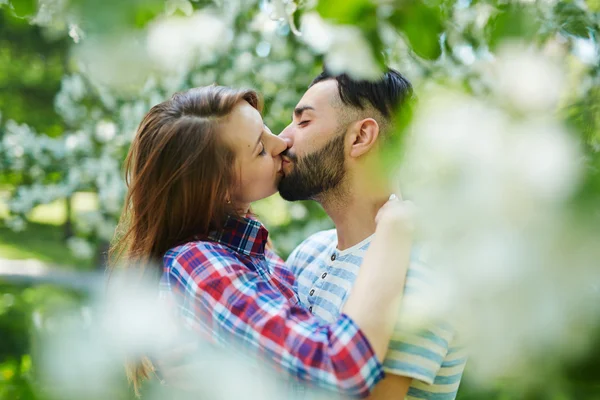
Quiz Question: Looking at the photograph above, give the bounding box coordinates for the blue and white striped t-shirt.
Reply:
[287,229,466,400]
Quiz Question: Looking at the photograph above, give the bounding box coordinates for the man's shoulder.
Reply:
[286,229,337,274]
[292,228,337,257]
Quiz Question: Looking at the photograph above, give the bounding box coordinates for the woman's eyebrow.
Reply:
[253,130,263,152]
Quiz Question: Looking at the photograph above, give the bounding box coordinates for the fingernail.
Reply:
[389,194,398,201]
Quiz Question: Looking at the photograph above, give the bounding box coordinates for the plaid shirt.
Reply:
[159,215,384,397]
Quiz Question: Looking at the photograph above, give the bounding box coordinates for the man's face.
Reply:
[278,80,348,201]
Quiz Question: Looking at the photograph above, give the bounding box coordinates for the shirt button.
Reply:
[321,272,327,279]
[309,289,315,296]
[331,254,336,261]
[309,306,313,312]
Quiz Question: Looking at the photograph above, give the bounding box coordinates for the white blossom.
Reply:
[67,237,95,259]
[301,12,381,80]
[165,0,194,16]
[486,43,565,112]
[5,216,26,232]
[94,121,117,143]
[146,10,232,73]
[572,37,599,66]
[399,87,592,383]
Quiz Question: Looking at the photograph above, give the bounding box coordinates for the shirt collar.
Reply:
[208,215,269,257]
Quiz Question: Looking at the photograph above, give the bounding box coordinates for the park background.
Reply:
[1,0,599,398]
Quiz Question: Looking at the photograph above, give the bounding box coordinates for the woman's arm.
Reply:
[166,245,383,398]
[342,199,415,362]
[165,200,413,397]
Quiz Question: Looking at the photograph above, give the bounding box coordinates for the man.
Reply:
[278,69,466,399]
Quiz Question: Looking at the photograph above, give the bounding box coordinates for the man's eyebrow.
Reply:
[293,105,315,119]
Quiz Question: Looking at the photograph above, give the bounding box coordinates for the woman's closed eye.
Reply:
[298,120,310,127]
[258,141,266,156]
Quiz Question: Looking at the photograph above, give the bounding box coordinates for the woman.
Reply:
[110,86,414,397]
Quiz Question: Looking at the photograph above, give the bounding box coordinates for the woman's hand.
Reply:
[375,194,416,238]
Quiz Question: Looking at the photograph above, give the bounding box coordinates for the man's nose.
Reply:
[272,134,288,155]
[278,125,294,148]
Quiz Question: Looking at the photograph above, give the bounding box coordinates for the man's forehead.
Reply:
[297,79,339,111]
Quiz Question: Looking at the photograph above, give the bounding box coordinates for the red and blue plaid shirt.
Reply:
[159,215,384,397]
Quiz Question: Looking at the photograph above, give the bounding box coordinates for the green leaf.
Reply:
[314,0,384,71]
[389,1,444,60]
[70,0,164,34]
[554,1,594,38]
[316,0,376,25]
[7,0,36,18]
[485,4,541,50]
[587,0,600,12]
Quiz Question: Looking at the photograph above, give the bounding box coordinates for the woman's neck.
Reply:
[233,202,251,217]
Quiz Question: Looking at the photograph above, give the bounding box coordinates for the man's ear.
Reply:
[349,118,380,158]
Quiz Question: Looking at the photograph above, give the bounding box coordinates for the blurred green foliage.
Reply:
[0,10,67,137]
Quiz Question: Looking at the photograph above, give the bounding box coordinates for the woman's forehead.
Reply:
[221,100,263,149]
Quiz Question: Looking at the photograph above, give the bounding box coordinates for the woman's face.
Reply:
[221,100,287,210]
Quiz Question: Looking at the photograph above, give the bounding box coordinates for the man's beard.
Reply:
[278,130,346,201]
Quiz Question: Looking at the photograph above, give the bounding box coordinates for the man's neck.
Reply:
[320,187,394,251]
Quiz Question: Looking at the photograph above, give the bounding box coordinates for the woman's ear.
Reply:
[349,118,380,158]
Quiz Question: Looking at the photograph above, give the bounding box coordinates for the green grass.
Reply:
[0,221,94,269]
[0,192,98,269]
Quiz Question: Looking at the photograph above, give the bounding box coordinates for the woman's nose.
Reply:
[271,134,288,156]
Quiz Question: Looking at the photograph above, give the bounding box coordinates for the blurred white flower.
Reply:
[261,0,300,35]
[191,69,219,87]
[256,41,272,57]
[288,203,307,220]
[301,12,381,80]
[38,274,294,400]
[95,120,117,143]
[259,61,295,83]
[29,165,44,180]
[510,120,581,201]
[67,237,95,259]
[30,0,71,34]
[300,12,333,53]
[5,216,26,232]
[165,0,194,16]
[572,37,599,65]
[65,129,93,152]
[251,9,279,35]
[32,311,44,330]
[74,35,152,94]
[146,11,232,73]
[453,44,476,65]
[487,43,565,112]
[235,52,254,72]
[60,74,86,101]
[67,23,82,43]
[235,32,257,51]
[399,86,594,385]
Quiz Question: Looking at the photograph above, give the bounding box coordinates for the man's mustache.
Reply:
[281,149,298,162]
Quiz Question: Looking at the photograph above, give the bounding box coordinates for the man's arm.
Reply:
[368,376,412,400]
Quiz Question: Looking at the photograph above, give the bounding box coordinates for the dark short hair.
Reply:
[310,68,413,119]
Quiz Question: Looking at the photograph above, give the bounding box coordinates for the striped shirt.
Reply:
[287,229,467,399]
[159,216,384,397]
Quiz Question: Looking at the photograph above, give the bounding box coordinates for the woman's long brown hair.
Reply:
[109,85,262,395]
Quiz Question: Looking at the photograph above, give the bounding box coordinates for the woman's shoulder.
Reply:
[163,239,243,273]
